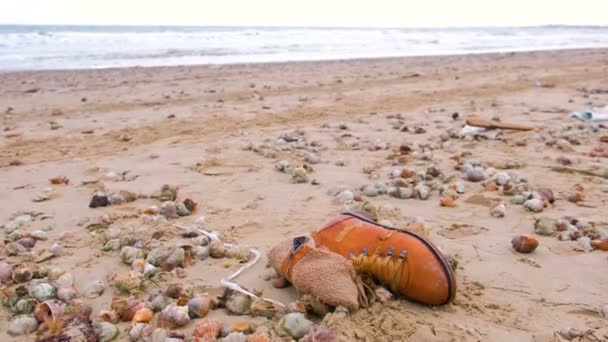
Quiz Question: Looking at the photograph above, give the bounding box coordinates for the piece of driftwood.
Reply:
[466,117,535,131]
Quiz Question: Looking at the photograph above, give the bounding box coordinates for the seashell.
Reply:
[143,206,159,215]
[90,190,110,208]
[57,286,79,303]
[146,246,172,267]
[414,183,430,200]
[251,299,279,319]
[230,320,253,334]
[165,283,187,299]
[209,241,226,259]
[195,245,210,261]
[301,326,336,342]
[154,184,178,202]
[576,236,593,252]
[121,246,144,265]
[494,172,511,186]
[591,238,608,251]
[109,193,126,206]
[50,176,70,185]
[400,169,415,178]
[484,181,498,192]
[534,217,557,236]
[129,323,153,341]
[119,190,138,202]
[223,288,252,315]
[6,242,28,256]
[566,191,584,203]
[111,296,144,322]
[523,198,544,213]
[188,294,213,318]
[148,291,170,312]
[28,282,56,302]
[193,235,210,246]
[94,322,119,342]
[12,298,38,314]
[160,201,179,219]
[132,307,154,324]
[511,235,539,253]
[12,267,33,283]
[99,310,120,324]
[54,272,74,288]
[17,237,37,249]
[158,304,190,329]
[439,196,456,207]
[83,280,105,299]
[281,312,313,339]
[291,167,308,184]
[490,202,506,218]
[176,202,191,217]
[286,301,306,314]
[0,261,13,284]
[510,195,526,205]
[537,188,555,204]
[131,259,146,274]
[362,185,378,197]
[143,263,158,278]
[222,332,247,342]
[465,167,486,182]
[183,198,198,212]
[248,332,271,342]
[192,319,223,342]
[34,300,65,322]
[337,190,354,204]
[7,315,38,336]
[164,247,186,270]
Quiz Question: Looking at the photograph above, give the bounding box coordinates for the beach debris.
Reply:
[192,319,223,342]
[251,299,279,319]
[466,117,535,131]
[281,312,313,339]
[511,235,539,253]
[570,110,608,122]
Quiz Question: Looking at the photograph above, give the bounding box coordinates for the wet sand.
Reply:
[1,49,608,341]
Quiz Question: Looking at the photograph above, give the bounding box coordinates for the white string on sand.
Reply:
[174,224,285,308]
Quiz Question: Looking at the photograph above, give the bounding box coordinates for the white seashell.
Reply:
[490,202,506,218]
[523,198,544,213]
[281,312,313,339]
[494,172,511,186]
[7,315,38,336]
[337,190,354,204]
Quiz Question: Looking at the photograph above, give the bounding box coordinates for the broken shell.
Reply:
[129,323,153,341]
[188,294,213,318]
[158,304,190,329]
[143,263,158,278]
[12,267,33,283]
[490,202,506,218]
[94,322,119,342]
[439,196,456,207]
[591,238,608,251]
[89,191,110,208]
[192,319,223,342]
[34,300,65,322]
[511,235,539,253]
[223,289,252,315]
[160,201,179,219]
[281,312,313,339]
[28,282,56,302]
[120,246,143,265]
[250,300,279,319]
[0,261,13,284]
[209,241,226,258]
[57,286,79,303]
[523,198,544,213]
[132,307,154,324]
[7,315,38,336]
[148,291,170,312]
[301,326,336,342]
[99,310,120,324]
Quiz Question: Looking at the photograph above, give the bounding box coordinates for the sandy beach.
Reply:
[1,49,608,341]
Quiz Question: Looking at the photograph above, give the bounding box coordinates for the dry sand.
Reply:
[1,49,608,341]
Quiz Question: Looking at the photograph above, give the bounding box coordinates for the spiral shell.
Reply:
[132,307,154,324]
[187,294,213,318]
[111,296,144,322]
[28,282,56,302]
[250,300,279,319]
[148,291,170,312]
[511,235,539,253]
[34,300,65,322]
[192,319,223,342]
[129,323,153,341]
[158,304,190,329]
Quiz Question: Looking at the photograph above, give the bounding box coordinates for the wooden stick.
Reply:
[466,117,535,131]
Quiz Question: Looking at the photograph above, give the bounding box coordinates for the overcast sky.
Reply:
[1,0,607,27]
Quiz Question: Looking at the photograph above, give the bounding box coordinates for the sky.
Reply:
[1,0,607,27]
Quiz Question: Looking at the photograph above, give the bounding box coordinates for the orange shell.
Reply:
[439,196,456,207]
[230,320,253,333]
[400,169,415,178]
[511,235,539,253]
[34,300,65,322]
[591,239,608,251]
[192,319,223,342]
[247,333,271,342]
[131,307,154,324]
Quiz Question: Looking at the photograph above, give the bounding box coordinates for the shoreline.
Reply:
[2,46,608,75]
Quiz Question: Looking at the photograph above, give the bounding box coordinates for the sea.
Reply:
[1,25,608,71]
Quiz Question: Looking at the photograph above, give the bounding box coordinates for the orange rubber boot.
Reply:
[313,212,456,305]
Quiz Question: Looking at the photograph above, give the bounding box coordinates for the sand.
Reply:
[1,49,607,341]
